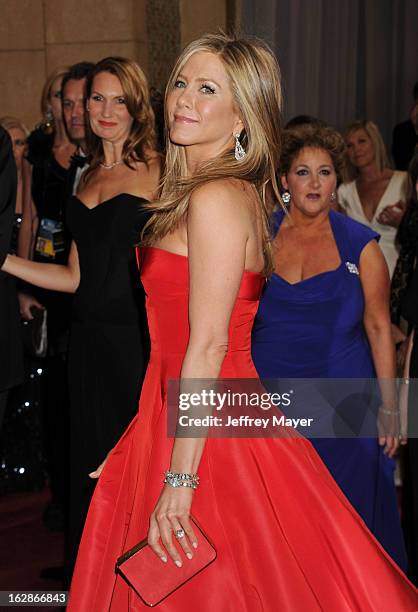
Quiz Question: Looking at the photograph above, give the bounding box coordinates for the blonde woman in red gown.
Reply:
[68,34,418,610]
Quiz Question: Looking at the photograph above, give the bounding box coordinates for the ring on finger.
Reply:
[175,528,185,539]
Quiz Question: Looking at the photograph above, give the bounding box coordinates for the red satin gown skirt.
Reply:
[69,247,418,611]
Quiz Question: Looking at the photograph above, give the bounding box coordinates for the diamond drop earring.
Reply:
[234,133,246,161]
[331,191,336,202]
[281,191,291,204]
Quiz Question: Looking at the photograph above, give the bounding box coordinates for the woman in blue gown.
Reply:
[252,123,407,570]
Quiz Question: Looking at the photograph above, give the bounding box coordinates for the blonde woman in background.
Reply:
[38,65,78,165]
[18,66,76,270]
[338,120,408,277]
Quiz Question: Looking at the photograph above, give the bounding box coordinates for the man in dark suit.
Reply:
[392,82,418,170]
[0,127,23,428]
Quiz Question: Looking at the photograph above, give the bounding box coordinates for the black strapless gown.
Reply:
[65,193,150,577]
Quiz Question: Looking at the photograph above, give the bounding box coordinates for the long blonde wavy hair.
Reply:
[143,33,283,276]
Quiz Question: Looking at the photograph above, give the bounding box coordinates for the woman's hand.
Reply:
[18,291,44,320]
[148,486,197,567]
[377,407,400,458]
[89,449,112,479]
[377,433,400,458]
[376,201,406,228]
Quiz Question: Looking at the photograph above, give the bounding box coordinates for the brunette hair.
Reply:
[279,123,346,181]
[143,32,283,276]
[61,61,94,97]
[285,115,326,129]
[342,119,390,182]
[84,56,156,174]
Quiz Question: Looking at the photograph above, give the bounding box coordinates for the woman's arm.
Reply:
[172,185,248,472]
[3,240,80,293]
[148,180,250,566]
[360,240,399,455]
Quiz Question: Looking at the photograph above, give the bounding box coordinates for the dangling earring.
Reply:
[331,191,336,202]
[281,190,291,204]
[234,133,246,161]
[44,108,54,128]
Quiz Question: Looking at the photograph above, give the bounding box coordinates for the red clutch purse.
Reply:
[116,518,217,607]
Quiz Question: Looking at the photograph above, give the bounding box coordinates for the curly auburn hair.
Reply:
[280,123,346,180]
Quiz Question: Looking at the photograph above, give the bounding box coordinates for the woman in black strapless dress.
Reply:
[2,57,161,579]
[65,192,152,574]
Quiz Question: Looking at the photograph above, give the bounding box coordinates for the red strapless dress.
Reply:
[69,247,418,611]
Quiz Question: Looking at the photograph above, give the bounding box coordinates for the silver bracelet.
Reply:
[379,407,400,416]
[164,470,200,490]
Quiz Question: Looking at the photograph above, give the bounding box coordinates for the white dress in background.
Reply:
[338,171,408,277]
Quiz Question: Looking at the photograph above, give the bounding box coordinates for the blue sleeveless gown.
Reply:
[252,209,407,570]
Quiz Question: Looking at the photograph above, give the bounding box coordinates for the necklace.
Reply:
[100,159,123,170]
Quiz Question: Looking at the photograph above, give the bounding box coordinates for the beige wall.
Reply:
[180,0,226,48]
[0,0,230,130]
[146,0,228,93]
[0,0,147,129]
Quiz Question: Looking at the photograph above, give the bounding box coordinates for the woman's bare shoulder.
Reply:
[188,179,257,240]
[190,178,256,209]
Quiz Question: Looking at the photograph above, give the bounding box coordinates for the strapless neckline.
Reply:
[144,245,265,278]
[73,193,149,211]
